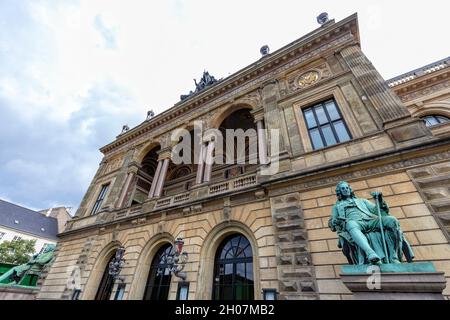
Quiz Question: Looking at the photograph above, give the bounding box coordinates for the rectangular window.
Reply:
[303,99,351,150]
[13,235,22,241]
[0,232,5,240]
[91,183,110,215]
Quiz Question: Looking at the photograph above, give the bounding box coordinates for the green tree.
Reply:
[0,239,36,265]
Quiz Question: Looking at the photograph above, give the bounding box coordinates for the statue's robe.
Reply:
[0,248,55,285]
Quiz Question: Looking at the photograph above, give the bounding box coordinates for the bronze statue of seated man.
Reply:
[328,181,414,265]
[0,244,56,285]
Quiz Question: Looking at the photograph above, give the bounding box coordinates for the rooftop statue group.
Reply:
[0,244,56,286]
[180,70,218,101]
[328,181,414,265]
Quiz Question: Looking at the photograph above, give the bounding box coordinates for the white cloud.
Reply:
[0,0,448,211]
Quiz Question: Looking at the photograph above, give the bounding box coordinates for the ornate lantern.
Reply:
[108,246,126,282]
[167,238,189,280]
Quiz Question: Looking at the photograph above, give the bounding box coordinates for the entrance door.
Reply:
[213,234,254,300]
[143,243,174,300]
[95,255,115,300]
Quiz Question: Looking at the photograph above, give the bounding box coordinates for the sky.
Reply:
[0,0,448,214]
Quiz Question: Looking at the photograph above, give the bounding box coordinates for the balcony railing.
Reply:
[209,173,257,196]
[155,191,191,209]
[153,173,258,210]
[67,173,259,231]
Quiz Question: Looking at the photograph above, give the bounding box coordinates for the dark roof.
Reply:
[0,199,58,240]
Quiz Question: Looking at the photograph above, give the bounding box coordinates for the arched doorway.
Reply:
[213,234,254,300]
[143,243,174,300]
[94,255,115,300]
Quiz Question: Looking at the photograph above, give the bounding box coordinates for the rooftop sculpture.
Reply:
[180,70,218,101]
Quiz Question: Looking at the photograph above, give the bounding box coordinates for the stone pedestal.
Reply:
[340,262,446,300]
[0,285,38,300]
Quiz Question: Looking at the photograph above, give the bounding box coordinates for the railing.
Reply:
[155,192,191,209]
[68,173,259,230]
[153,173,258,210]
[209,173,257,196]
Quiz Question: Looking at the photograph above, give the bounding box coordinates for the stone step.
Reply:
[277,234,291,243]
[273,211,301,223]
[279,280,298,292]
[292,230,307,241]
[275,221,305,231]
[280,268,314,278]
[295,253,312,266]
[416,174,450,190]
[279,293,319,300]
[279,255,294,265]
[273,206,300,215]
[299,281,316,292]
[278,242,308,254]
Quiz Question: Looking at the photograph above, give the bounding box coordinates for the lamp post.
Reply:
[167,238,189,281]
[109,246,126,282]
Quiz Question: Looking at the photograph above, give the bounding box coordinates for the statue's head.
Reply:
[43,244,56,254]
[335,181,355,200]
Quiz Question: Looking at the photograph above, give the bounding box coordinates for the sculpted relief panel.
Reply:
[286,63,332,94]
[102,157,124,175]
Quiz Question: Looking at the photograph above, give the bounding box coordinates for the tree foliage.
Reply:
[0,239,36,265]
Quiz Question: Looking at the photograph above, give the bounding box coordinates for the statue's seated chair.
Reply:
[338,229,415,265]
[17,267,40,286]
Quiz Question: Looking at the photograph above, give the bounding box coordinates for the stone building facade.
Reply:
[36,14,450,300]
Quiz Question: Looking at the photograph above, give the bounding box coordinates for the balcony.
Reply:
[154,172,258,209]
[66,172,259,232]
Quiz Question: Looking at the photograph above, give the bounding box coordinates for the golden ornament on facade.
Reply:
[297,70,320,88]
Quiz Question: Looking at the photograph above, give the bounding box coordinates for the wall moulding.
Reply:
[100,30,358,156]
[266,145,450,198]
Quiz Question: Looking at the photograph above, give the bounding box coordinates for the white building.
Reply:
[0,199,60,254]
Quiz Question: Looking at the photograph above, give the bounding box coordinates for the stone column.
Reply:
[260,83,291,174]
[154,158,170,198]
[102,149,135,211]
[256,119,269,165]
[203,139,215,183]
[340,45,411,124]
[148,160,163,199]
[195,143,206,185]
[339,44,432,145]
[116,170,135,208]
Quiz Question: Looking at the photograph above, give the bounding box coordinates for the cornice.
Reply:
[99,13,360,155]
[391,68,450,98]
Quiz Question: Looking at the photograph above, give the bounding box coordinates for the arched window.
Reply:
[94,255,115,300]
[143,243,174,300]
[213,234,254,300]
[422,115,450,127]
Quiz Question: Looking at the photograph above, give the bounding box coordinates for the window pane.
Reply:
[310,129,324,149]
[222,286,233,300]
[325,101,340,121]
[304,109,317,128]
[436,116,449,124]
[246,262,253,281]
[314,106,328,124]
[334,121,351,142]
[424,116,438,126]
[225,264,233,276]
[322,125,337,146]
[213,234,254,300]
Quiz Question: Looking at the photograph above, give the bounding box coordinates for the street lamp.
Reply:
[109,246,126,282]
[167,238,189,281]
